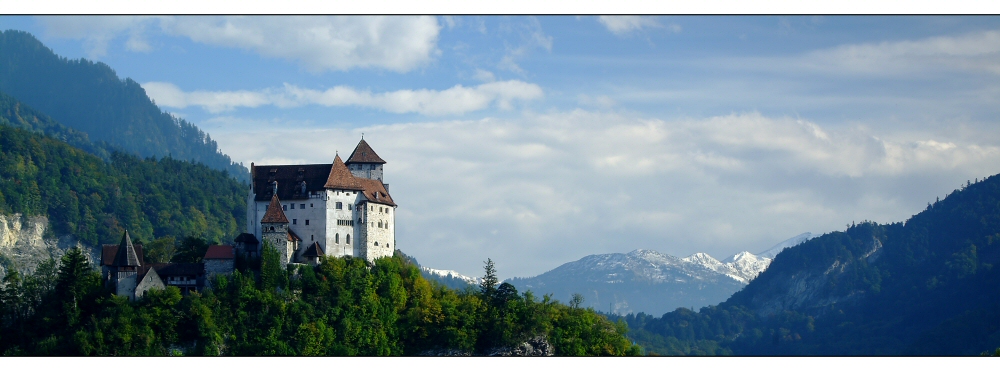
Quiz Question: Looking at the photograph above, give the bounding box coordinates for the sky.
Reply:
[2,15,1000,279]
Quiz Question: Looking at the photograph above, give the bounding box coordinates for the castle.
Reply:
[239,138,397,265]
[101,138,395,300]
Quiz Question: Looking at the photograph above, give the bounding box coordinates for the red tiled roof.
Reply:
[204,245,234,260]
[358,177,396,206]
[345,139,386,164]
[323,155,364,190]
[261,194,289,224]
[287,228,302,242]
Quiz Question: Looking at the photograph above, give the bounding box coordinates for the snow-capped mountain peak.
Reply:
[421,267,481,286]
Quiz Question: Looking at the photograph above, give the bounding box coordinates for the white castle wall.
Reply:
[324,189,362,257]
[360,202,394,261]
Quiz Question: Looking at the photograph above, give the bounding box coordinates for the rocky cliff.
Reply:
[0,213,98,280]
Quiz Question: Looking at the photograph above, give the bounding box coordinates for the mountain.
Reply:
[0,122,247,260]
[505,247,788,315]
[619,175,1000,355]
[0,30,247,181]
[756,232,816,259]
[421,267,481,290]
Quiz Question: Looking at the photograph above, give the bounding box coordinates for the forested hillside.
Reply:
[0,123,246,247]
[0,30,247,181]
[0,246,640,356]
[617,175,1000,355]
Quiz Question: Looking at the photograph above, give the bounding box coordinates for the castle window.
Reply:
[346,234,350,244]
[378,221,382,228]
[335,233,339,244]
[374,241,379,246]
[283,205,287,211]
[305,220,310,225]
[300,204,305,209]
[291,204,295,209]
[336,202,343,209]
[293,219,297,225]
[311,235,314,241]
[347,204,352,210]
[310,203,313,207]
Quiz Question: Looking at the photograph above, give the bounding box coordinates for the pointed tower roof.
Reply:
[324,155,364,190]
[345,139,386,164]
[112,230,141,267]
[261,194,289,223]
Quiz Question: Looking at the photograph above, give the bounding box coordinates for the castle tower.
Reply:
[261,193,293,265]
[345,138,387,183]
[109,230,141,300]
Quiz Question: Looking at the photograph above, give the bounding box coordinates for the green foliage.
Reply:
[0,30,247,181]
[0,252,639,356]
[144,236,177,264]
[0,123,246,246]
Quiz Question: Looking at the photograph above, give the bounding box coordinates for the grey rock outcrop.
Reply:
[417,336,555,356]
[0,213,98,280]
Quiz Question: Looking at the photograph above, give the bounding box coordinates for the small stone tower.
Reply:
[109,230,141,300]
[345,138,387,183]
[260,193,292,265]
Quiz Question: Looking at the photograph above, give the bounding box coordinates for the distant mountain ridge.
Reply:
[0,30,247,181]
[504,234,815,315]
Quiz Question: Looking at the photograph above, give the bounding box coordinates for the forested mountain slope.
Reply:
[0,123,246,248]
[0,30,247,181]
[619,175,1000,355]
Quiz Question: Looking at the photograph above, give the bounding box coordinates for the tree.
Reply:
[54,247,99,327]
[479,258,497,301]
[570,293,584,309]
[144,236,177,263]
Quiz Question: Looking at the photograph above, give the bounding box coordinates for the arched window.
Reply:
[375,242,379,246]
[335,233,339,244]
[346,234,351,244]
[378,221,382,228]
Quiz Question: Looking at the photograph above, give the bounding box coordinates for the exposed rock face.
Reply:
[0,213,98,280]
[485,336,553,356]
[417,336,555,356]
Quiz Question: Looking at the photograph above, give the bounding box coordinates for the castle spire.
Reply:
[261,194,289,223]
[112,229,140,267]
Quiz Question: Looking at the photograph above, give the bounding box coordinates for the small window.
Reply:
[283,205,287,211]
[293,219,297,225]
[370,206,373,211]
[310,203,313,207]
[378,221,382,228]
[305,220,310,225]
[346,234,351,244]
[300,204,305,209]
[335,233,339,244]
[311,234,314,241]
[374,241,379,246]
[291,204,295,209]
[336,202,343,209]
[347,204,352,210]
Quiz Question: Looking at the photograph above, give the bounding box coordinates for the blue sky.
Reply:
[2,15,1000,279]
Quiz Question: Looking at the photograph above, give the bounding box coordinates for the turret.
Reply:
[345,138,386,183]
[260,194,292,265]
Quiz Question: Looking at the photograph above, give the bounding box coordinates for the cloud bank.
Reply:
[39,16,441,72]
[143,80,543,115]
[204,110,1000,279]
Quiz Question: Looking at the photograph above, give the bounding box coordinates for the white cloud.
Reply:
[142,80,543,115]
[38,16,158,58]
[204,110,1000,278]
[736,29,1000,76]
[597,16,663,36]
[37,16,441,72]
